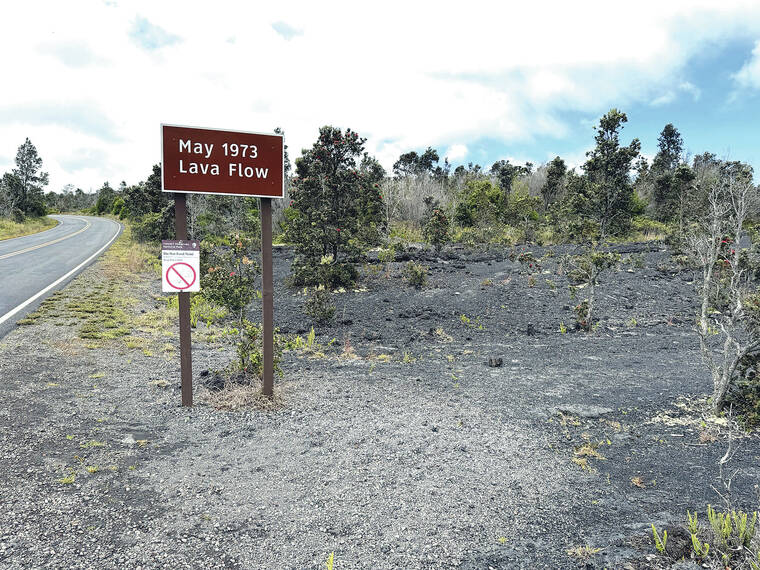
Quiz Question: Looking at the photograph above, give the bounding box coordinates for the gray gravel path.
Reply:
[1,241,758,569]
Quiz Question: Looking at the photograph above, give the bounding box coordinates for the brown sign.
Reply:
[161,124,284,198]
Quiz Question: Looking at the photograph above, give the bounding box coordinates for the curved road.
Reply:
[0,215,122,339]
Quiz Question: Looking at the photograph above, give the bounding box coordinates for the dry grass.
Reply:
[0,215,58,240]
[100,224,159,281]
[574,442,606,460]
[630,476,646,488]
[566,545,602,559]
[201,378,286,411]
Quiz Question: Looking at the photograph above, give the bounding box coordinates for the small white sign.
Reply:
[162,240,200,293]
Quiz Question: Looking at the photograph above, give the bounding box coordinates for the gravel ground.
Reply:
[1,240,759,569]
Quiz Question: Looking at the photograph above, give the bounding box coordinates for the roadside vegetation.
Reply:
[3,109,760,424]
[0,215,57,240]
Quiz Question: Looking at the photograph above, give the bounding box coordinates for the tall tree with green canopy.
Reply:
[95,182,115,214]
[393,147,440,177]
[651,123,686,220]
[124,164,169,219]
[490,159,526,195]
[9,138,48,216]
[581,109,641,238]
[286,126,384,287]
[652,123,684,174]
[541,156,567,210]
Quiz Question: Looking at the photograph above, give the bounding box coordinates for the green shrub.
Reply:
[303,285,336,323]
[403,261,427,289]
[290,257,359,290]
[111,197,125,217]
[235,320,283,377]
[201,234,260,324]
[10,207,25,223]
[422,197,450,251]
[454,179,505,227]
[132,210,173,243]
[630,215,669,239]
[566,249,620,331]
[727,352,760,428]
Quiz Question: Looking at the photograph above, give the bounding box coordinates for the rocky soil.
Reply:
[1,240,758,569]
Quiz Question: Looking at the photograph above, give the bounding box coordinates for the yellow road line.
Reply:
[0,218,92,261]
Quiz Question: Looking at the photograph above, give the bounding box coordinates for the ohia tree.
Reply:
[286,126,384,288]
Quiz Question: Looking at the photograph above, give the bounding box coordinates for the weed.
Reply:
[566,545,601,560]
[571,457,593,472]
[574,442,606,460]
[460,314,484,330]
[58,473,76,484]
[341,337,357,359]
[559,322,567,334]
[79,440,106,449]
[433,327,453,342]
[651,524,668,554]
[86,466,99,474]
[325,552,334,570]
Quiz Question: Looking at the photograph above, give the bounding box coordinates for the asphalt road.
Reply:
[0,215,122,339]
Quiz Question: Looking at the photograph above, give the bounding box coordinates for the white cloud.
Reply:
[651,92,677,106]
[1,0,760,190]
[650,81,702,106]
[733,39,760,89]
[680,81,702,101]
[445,144,468,161]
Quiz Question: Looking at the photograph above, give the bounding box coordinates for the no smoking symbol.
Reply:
[166,262,197,290]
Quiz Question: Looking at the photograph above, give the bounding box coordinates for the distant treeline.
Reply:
[1,110,756,247]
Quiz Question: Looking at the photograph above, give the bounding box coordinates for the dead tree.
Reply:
[690,165,759,414]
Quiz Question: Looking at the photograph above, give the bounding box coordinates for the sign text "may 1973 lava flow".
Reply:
[161,124,284,198]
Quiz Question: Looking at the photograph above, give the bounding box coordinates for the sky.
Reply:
[2,0,760,192]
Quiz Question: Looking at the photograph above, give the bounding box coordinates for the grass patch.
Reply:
[58,473,76,484]
[16,223,164,349]
[0,215,58,240]
[202,378,285,411]
[388,221,424,243]
[566,545,602,559]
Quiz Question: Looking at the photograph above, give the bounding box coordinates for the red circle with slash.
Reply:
[165,262,197,290]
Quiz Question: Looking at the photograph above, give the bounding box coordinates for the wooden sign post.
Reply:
[161,124,284,405]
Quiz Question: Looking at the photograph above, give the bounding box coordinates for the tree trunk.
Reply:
[586,275,596,332]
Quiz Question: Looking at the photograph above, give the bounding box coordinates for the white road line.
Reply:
[0,219,122,327]
[0,217,91,260]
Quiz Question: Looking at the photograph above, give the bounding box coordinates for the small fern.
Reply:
[651,524,668,554]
